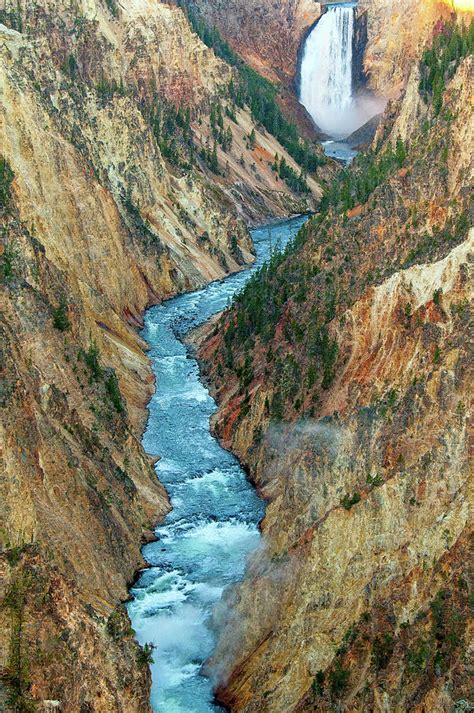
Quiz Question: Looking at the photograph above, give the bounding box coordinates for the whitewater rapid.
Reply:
[128,216,308,713]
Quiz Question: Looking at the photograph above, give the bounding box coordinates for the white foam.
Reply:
[186,468,229,489]
[181,519,259,555]
[193,581,225,604]
[129,571,195,617]
[155,458,184,475]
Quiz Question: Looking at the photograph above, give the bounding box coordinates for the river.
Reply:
[128,215,308,713]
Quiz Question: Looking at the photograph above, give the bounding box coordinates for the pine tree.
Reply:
[395,137,406,167]
[210,140,219,173]
[248,128,256,150]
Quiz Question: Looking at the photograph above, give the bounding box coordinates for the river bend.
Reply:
[128,216,307,712]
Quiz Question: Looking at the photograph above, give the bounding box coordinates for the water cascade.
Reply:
[299,2,383,144]
[300,4,355,136]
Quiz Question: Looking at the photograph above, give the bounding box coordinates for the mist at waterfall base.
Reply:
[127,216,308,713]
[299,3,385,140]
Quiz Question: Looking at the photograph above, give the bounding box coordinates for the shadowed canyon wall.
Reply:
[180,0,322,83]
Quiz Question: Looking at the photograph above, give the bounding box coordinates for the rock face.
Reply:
[185,0,322,83]
[357,0,456,95]
[183,0,324,138]
[0,0,328,709]
[198,22,473,713]
[352,9,369,92]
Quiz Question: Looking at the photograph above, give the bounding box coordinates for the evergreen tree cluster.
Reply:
[178,0,325,177]
[0,1,23,32]
[146,99,195,168]
[199,140,219,174]
[217,213,340,420]
[122,192,164,250]
[320,138,407,213]
[272,154,309,194]
[52,296,71,332]
[144,95,232,174]
[210,104,233,151]
[104,0,119,19]
[228,66,324,173]
[79,342,126,414]
[178,1,238,66]
[419,20,474,115]
[95,75,127,100]
[0,158,14,214]
[213,203,353,414]
[0,158,17,282]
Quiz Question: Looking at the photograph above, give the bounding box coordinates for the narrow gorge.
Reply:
[0,0,472,712]
[128,217,306,712]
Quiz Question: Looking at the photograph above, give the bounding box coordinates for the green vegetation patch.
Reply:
[178,1,325,179]
[419,20,474,115]
[0,157,14,213]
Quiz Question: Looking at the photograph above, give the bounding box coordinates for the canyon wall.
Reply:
[199,20,473,712]
[0,0,328,708]
[187,0,465,110]
[1,0,471,709]
[181,0,323,138]
[183,0,321,83]
[357,0,457,95]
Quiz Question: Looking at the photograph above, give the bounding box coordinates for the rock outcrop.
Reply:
[357,0,461,95]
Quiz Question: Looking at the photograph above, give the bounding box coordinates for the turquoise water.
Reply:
[128,216,308,712]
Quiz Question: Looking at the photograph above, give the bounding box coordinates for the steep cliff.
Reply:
[357,0,470,95]
[182,0,321,83]
[199,19,473,712]
[180,0,323,139]
[0,0,329,708]
[186,0,468,122]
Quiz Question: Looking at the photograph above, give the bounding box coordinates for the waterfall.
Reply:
[299,3,375,138]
